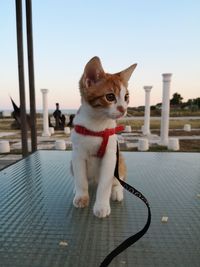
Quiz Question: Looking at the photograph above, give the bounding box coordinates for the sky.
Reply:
[0,0,200,111]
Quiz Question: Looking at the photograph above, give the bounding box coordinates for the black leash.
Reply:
[99,144,151,267]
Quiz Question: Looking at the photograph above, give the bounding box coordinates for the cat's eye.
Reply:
[105,93,116,102]
[125,94,129,102]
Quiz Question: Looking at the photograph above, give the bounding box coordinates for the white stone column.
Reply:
[160,74,172,145]
[143,86,152,135]
[41,89,50,137]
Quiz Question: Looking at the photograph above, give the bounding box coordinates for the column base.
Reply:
[142,130,151,136]
[159,139,168,146]
[42,132,51,137]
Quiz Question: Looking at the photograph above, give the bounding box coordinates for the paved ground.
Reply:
[119,116,200,121]
[0,154,22,170]
[0,113,198,176]
[0,125,200,170]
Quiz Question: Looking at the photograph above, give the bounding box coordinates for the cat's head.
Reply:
[79,57,137,119]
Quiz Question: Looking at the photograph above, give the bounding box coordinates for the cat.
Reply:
[71,57,137,218]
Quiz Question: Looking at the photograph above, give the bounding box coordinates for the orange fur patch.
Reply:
[73,195,89,208]
[113,152,126,186]
[79,73,129,108]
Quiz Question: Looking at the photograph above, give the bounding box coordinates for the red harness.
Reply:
[74,124,124,158]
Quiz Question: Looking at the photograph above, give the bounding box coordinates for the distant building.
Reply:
[155,103,162,110]
[170,105,181,110]
[0,111,11,118]
[137,105,145,111]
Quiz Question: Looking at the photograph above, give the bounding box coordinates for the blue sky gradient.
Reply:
[0,0,199,110]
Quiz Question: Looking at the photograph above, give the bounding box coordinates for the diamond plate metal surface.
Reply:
[0,151,199,267]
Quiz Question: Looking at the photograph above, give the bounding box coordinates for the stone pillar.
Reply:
[41,89,50,137]
[138,138,149,151]
[143,86,152,135]
[0,141,10,153]
[160,74,172,145]
[168,138,179,151]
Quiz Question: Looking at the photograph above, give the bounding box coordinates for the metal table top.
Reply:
[0,151,199,267]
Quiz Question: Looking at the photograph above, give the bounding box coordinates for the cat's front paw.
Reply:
[111,186,124,202]
[73,195,89,208]
[93,202,111,218]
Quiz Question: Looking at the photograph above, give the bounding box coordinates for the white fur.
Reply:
[71,86,126,218]
[111,185,124,201]
[108,86,128,119]
[118,86,128,108]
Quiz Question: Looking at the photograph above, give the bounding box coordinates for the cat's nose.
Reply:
[117,106,125,114]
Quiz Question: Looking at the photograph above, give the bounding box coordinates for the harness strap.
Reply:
[74,125,124,157]
[99,143,151,267]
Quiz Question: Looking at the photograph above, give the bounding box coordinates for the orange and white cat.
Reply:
[71,57,137,218]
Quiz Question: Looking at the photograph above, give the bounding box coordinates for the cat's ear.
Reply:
[83,57,105,88]
[117,63,137,83]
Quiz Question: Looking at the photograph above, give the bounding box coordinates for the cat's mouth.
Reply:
[109,113,125,120]
[116,114,123,119]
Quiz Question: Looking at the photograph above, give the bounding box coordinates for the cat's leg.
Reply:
[111,179,124,201]
[111,153,126,202]
[93,151,116,218]
[72,152,89,208]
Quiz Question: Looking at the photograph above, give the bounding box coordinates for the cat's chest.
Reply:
[71,130,116,156]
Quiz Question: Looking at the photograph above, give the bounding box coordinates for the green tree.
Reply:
[170,93,183,105]
[193,97,200,108]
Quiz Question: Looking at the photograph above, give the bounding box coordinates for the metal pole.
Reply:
[25,0,37,152]
[15,0,28,157]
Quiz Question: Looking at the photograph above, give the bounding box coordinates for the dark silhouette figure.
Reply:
[53,103,66,130]
[67,114,75,127]
[10,97,30,129]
